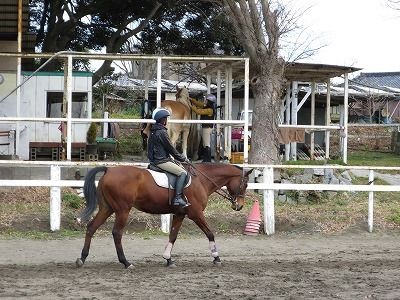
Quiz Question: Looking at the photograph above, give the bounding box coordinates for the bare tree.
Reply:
[214,0,309,164]
[387,0,400,9]
[121,0,315,164]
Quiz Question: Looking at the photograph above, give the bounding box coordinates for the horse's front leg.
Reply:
[191,213,221,265]
[162,214,185,267]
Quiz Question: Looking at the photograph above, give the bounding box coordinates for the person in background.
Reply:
[147,108,190,207]
[190,94,217,162]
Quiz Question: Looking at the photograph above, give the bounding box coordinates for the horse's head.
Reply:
[175,86,191,108]
[226,168,253,211]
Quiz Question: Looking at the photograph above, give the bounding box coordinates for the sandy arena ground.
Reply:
[0,233,400,299]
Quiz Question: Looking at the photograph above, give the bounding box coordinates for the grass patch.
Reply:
[117,131,143,155]
[62,193,82,209]
[110,106,141,119]
[387,209,400,225]
[0,229,83,240]
[285,150,400,169]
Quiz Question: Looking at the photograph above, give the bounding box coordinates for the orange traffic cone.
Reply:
[244,200,262,236]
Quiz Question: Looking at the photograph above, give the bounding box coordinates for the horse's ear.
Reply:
[245,169,254,176]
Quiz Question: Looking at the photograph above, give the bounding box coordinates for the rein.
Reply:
[185,162,245,205]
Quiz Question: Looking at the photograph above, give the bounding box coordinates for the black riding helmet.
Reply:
[152,108,170,123]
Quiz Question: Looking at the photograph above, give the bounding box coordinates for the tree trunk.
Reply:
[249,62,285,164]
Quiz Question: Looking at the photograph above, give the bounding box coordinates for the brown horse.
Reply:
[75,163,253,268]
[142,86,191,157]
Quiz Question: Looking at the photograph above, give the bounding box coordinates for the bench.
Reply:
[0,130,16,155]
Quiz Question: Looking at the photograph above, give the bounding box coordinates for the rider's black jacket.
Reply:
[147,123,186,165]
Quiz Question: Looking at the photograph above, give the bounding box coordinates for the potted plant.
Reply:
[86,123,98,155]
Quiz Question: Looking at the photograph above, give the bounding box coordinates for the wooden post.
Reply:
[216,69,221,161]
[227,65,232,160]
[157,57,170,231]
[161,214,170,233]
[103,112,109,138]
[310,82,315,160]
[224,65,229,160]
[66,55,73,161]
[290,81,298,161]
[243,58,250,163]
[343,73,349,164]
[285,83,291,161]
[156,57,162,107]
[325,80,331,159]
[368,170,374,233]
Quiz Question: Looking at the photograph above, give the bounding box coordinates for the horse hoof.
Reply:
[166,258,176,268]
[167,262,176,269]
[75,258,84,268]
[126,264,134,271]
[213,257,222,266]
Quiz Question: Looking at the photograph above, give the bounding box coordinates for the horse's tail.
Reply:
[78,166,108,223]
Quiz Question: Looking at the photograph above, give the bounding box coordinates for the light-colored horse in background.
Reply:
[143,86,192,157]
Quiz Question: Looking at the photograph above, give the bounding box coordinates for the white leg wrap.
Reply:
[162,242,173,260]
[209,241,219,258]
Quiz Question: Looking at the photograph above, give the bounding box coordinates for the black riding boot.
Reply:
[202,146,211,162]
[173,173,190,207]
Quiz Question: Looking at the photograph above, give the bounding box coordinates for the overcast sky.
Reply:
[290,0,400,75]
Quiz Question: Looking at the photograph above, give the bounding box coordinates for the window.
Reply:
[46,92,88,118]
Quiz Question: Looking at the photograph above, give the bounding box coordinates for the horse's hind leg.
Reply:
[162,214,185,267]
[169,128,180,152]
[76,203,113,267]
[181,127,190,158]
[191,213,221,265]
[112,211,132,269]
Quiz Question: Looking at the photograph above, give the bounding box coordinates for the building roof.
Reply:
[351,72,400,90]
[200,62,361,82]
[0,0,29,37]
[0,0,35,51]
[285,63,361,81]
[115,75,213,94]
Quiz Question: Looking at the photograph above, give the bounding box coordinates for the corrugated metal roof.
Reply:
[0,0,29,36]
[352,72,400,89]
[200,62,361,81]
[115,76,212,93]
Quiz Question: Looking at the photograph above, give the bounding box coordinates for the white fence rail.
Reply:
[0,161,399,234]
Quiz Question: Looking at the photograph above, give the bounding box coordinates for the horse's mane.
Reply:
[176,87,191,108]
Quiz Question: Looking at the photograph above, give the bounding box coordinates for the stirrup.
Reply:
[173,196,190,207]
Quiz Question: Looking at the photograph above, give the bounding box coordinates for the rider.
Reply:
[190,94,217,162]
[147,107,190,207]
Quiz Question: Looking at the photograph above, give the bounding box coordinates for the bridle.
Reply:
[186,163,247,206]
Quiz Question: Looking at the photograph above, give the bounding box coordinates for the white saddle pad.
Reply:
[146,169,191,189]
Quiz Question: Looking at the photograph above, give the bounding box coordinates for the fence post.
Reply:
[161,214,170,233]
[263,166,275,235]
[368,169,374,233]
[50,165,61,231]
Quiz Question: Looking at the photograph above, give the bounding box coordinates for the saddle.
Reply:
[146,164,191,189]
